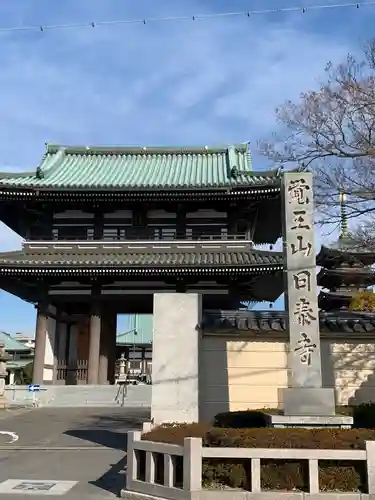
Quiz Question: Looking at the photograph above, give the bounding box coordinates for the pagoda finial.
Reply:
[339,190,349,239]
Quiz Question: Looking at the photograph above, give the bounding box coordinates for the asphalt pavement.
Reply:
[0,407,150,499]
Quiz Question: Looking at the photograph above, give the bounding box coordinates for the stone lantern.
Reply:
[0,343,10,408]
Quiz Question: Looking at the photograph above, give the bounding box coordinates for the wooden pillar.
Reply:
[176,204,186,239]
[87,300,101,385]
[107,312,117,384]
[227,205,237,237]
[93,208,103,240]
[32,300,49,384]
[98,312,109,385]
[141,347,147,374]
[53,309,62,383]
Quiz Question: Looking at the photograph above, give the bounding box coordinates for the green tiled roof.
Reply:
[117,314,153,345]
[0,247,283,268]
[0,143,280,190]
[0,331,31,352]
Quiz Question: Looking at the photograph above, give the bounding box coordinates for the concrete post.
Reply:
[366,441,375,494]
[152,293,201,424]
[32,301,49,384]
[126,430,141,491]
[87,301,101,385]
[183,437,202,492]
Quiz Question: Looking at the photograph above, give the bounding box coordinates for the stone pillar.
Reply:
[152,293,201,424]
[282,172,335,416]
[32,301,49,384]
[87,301,101,385]
[98,313,109,385]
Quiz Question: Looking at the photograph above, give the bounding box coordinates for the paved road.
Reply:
[0,407,150,499]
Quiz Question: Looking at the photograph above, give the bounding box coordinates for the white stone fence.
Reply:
[122,431,375,500]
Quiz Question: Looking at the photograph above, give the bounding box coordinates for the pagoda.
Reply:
[317,193,375,312]
[0,144,284,402]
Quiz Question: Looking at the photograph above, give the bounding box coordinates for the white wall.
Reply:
[200,334,375,423]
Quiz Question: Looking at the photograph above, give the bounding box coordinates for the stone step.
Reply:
[5,384,151,408]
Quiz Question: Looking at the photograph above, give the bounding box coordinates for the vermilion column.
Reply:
[87,300,101,385]
[32,301,49,384]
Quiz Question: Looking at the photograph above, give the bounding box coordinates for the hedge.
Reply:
[142,425,375,492]
[212,403,375,429]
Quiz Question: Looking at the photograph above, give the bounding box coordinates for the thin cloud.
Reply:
[0,0,370,330]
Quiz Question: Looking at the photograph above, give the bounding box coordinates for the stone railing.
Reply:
[122,431,375,499]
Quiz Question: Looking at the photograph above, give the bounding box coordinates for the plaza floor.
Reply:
[0,406,150,499]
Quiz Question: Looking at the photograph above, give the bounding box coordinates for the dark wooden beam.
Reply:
[93,206,104,240]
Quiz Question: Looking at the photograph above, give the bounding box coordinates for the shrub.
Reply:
[143,423,210,446]
[142,424,375,492]
[351,403,375,429]
[213,404,375,430]
[214,410,269,428]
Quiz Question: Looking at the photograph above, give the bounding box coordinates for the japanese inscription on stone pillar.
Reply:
[282,173,322,388]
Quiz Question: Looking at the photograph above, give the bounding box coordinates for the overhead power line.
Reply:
[0,1,373,34]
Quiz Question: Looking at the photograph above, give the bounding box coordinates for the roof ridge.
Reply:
[45,143,249,155]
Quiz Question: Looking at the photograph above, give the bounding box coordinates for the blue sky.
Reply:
[0,0,371,334]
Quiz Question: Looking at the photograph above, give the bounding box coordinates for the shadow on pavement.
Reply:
[90,455,128,496]
[64,411,147,495]
[64,411,147,449]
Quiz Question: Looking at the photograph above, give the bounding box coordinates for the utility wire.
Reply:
[0,1,373,33]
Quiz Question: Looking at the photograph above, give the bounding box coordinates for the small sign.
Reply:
[0,479,78,495]
[13,482,55,491]
[28,384,40,392]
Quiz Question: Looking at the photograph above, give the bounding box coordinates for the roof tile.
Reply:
[117,314,153,345]
[202,311,375,334]
[0,144,280,190]
[0,248,283,268]
[0,331,31,352]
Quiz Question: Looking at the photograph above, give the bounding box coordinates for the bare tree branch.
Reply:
[260,39,375,247]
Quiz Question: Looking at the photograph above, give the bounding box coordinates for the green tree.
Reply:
[350,291,375,312]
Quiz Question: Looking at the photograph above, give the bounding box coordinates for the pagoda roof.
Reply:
[0,143,281,191]
[317,267,375,288]
[318,291,353,311]
[117,314,153,345]
[0,241,283,276]
[0,331,31,352]
[316,244,375,268]
[202,310,375,335]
